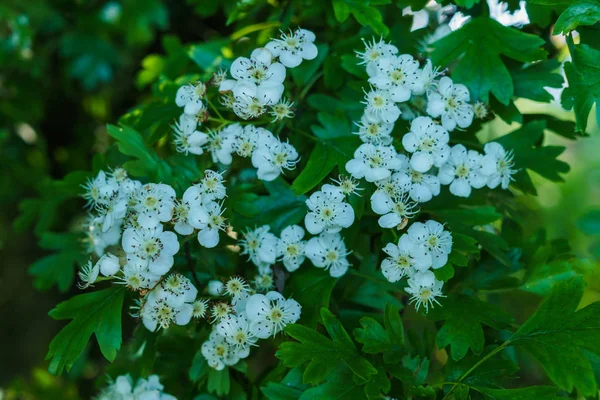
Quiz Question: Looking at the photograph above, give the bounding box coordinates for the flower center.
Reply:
[393,202,406,215]
[269,307,284,323]
[210,214,224,228]
[233,331,247,344]
[428,236,438,248]
[215,344,226,356]
[145,196,158,208]
[326,250,338,262]
[320,207,334,221]
[421,138,434,151]
[286,244,299,256]
[372,95,385,108]
[205,178,218,190]
[367,124,380,136]
[397,255,410,268]
[368,154,383,167]
[391,69,405,83]
[419,288,432,300]
[456,164,470,178]
[274,152,288,166]
[410,170,423,183]
[285,37,299,48]
[143,239,161,257]
[446,97,458,110]
[251,67,267,82]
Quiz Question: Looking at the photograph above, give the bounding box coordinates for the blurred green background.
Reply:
[1,0,599,398]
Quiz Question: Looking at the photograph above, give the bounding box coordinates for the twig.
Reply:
[185,241,201,288]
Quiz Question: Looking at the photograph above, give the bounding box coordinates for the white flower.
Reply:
[233,125,275,158]
[245,291,301,338]
[408,220,452,269]
[266,28,318,68]
[277,225,306,272]
[268,98,295,122]
[305,184,355,234]
[232,94,270,119]
[77,259,99,289]
[473,101,489,119]
[201,330,240,370]
[426,76,474,131]
[83,215,122,256]
[331,175,363,197]
[208,124,239,165]
[368,54,420,102]
[208,279,224,296]
[371,191,419,229]
[216,313,258,357]
[353,113,394,145]
[345,143,403,182]
[438,144,487,197]
[192,299,209,319]
[172,114,209,155]
[188,200,227,248]
[393,162,441,203]
[381,234,432,282]
[251,136,299,181]
[81,170,119,209]
[176,81,206,115]
[220,48,286,105]
[305,232,351,278]
[198,169,227,201]
[224,277,250,304]
[97,374,176,400]
[131,183,176,229]
[405,270,444,312]
[240,225,279,271]
[356,37,399,77]
[363,88,401,124]
[253,272,274,292]
[119,256,161,290]
[210,302,234,323]
[122,225,180,275]
[402,116,450,172]
[412,60,441,96]
[141,276,196,331]
[98,253,120,276]
[172,197,194,236]
[96,196,128,233]
[481,142,515,189]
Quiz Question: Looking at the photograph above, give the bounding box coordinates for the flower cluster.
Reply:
[200,277,301,370]
[381,221,452,311]
[346,38,518,309]
[95,374,176,400]
[218,28,317,120]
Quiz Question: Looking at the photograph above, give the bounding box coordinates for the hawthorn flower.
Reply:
[438,145,487,197]
[246,291,301,338]
[426,76,474,131]
[268,98,295,122]
[356,37,399,77]
[345,143,403,182]
[253,273,274,292]
[96,196,128,233]
[224,277,250,304]
[197,170,227,201]
[83,214,123,256]
[412,60,441,96]
[188,201,227,248]
[208,125,239,165]
[141,280,196,331]
[192,299,209,319]
[405,270,444,312]
[98,252,120,276]
[119,256,161,290]
[381,234,432,282]
[368,54,421,102]
[305,232,351,278]
[371,191,419,229]
[233,125,275,158]
[266,28,318,68]
[210,302,233,323]
[220,48,286,105]
[331,175,363,197]
[240,225,278,271]
[408,220,452,269]
[171,198,194,236]
[251,137,299,181]
[481,142,516,189]
[131,183,176,229]
[402,116,450,172]
[77,259,99,289]
[394,162,441,203]
[176,81,206,115]
[363,88,401,124]
[122,225,180,275]
[277,225,306,272]
[353,113,394,145]
[201,330,240,370]
[473,101,489,119]
[172,114,209,155]
[154,273,198,308]
[232,94,270,119]
[81,170,118,209]
[208,279,225,296]
[97,374,175,400]
[305,184,355,235]
[216,314,258,357]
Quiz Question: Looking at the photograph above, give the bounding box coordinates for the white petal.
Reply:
[198,228,220,248]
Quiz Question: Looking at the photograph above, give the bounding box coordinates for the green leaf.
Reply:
[474,386,558,399]
[291,143,337,195]
[562,43,600,133]
[432,17,547,104]
[520,260,578,295]
[277,308,377,385]
[291,44,329,87]
[106,124,172,181]
[553,0,600,34]
[261,382,304,400]
[332,0,390,36]
[284,268,337,328]
[207,368,230,396]
[46,287,125,375]
[353,304,405,363]
[188,39,231,71]
[298,365,368,400]
[509,277,600,395]
[511,59,564,103]
[428,295,514,360]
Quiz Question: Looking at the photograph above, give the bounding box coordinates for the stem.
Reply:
[442,343,509,400]
[185,241,202,288]
[207,99,225,120]
[288,127,317,141]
